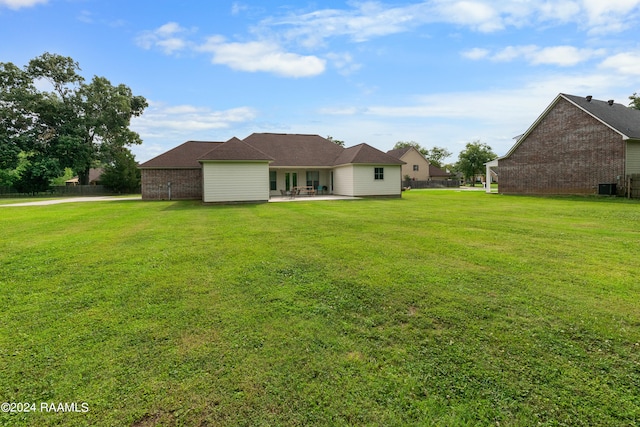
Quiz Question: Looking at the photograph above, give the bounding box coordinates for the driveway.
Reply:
[1,196,141,207]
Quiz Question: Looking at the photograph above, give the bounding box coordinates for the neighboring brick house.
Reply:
[139,141,222,200]
[496,93,640,195]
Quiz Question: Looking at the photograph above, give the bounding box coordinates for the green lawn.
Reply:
[1,191,639,426]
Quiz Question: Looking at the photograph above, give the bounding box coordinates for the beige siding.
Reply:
[333,165,402,196]
[400,149,430,180]
[626,141,640,175]
[202,162,270,203]
[353,165,401,196]
[353,165,402,196]
[332,165,355,196]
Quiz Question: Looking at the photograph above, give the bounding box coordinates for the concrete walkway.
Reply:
[1,196,141,207]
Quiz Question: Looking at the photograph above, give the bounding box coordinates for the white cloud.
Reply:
[197,36,326,78]
[531,46,606,66]
[231,2,248,16]
[259,0,640,49]
[136,22,326,77]
[132,102,257,139]
[0,0,46,9]
[582,0,640,32]
[77,10,93,24]
[469,44,606,67]
[432,1,503,32]
[461,47,489,60]
[537,1,581,23]
[263,2,431,48]
[600,52,640,76]
[135,22,193,54]
[492,45,538,62]
[326,52,361,75]
[130,102,259,162]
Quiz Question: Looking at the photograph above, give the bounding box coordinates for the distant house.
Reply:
[65,168,104,186]
[495,93,640,195]
[386,146,452,183]
[139,133,405,202]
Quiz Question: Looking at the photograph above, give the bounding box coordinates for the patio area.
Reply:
[269,194,361,202]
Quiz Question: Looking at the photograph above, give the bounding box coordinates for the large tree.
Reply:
[0,53,147,190]
[100,147,141,193]
[425,146,452,168]
[456,140,497,186]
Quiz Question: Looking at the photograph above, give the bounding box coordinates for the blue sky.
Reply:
[2,0,640,163]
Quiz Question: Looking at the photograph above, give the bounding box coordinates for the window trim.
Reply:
[374,167,384,180]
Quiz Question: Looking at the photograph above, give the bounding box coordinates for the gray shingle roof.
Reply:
[242,133,345,167]
[199,137,273,161]
[335,143,405,166]
[429,164,450,177]
[386,147,412,158]
[139,141,224,168]
[562,94,640,139]
[140,133,402,169]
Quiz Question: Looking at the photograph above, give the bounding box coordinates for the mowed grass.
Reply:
[1,191,639,426]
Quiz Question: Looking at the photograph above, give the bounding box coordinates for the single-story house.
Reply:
[386,146,451,182]
[494,93,640,195]
[139,133,405,202]
[65,168,104,186]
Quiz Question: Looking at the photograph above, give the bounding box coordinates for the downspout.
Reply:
[168,182,172,200]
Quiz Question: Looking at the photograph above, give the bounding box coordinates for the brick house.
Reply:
[496,93,640,195]
[139,133,404,202]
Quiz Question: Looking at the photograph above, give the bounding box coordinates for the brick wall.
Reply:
[498,98,625,195]
[140,169,203,200]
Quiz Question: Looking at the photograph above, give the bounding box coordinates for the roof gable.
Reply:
[335,143,405,166]
[139,141,224,168]
[503,93,640,159]
[387,146,429,164]
[199,137,273,162]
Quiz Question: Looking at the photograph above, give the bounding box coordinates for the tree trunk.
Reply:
[78,168,90,185]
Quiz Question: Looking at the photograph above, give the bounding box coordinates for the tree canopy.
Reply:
[630,93,640,110]
[455,140,497,186]
[0,52,147,192]
[326,135,345,147]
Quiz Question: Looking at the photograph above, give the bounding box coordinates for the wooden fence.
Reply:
[0,185,123,197]
[402,180,460,189]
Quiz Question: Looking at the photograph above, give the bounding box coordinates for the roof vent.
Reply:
[586,95,592,102]
[608,99,614,106]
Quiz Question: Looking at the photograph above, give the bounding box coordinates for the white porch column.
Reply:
[485,159,499,193]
